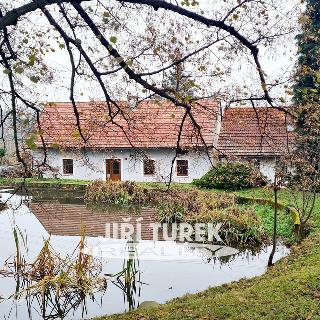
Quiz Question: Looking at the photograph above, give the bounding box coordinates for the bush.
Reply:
[0,148,5,157]
[193,162,268,190]
[85,180,148,205]
[85,180,265,245]
[157,188,235,223]
[86,180,236,209]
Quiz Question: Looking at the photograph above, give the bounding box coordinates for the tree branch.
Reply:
[0,0,88,30]
[116,0,276,108]
[72,2,216,164]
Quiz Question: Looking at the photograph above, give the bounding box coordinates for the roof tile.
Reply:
[37,99,219,149]
[218,107,293,157]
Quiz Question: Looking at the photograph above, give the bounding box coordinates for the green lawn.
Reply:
[1,179,316,241]
[0,177,90,186]
[235,187,320,209]
[0,178,194,188]
[235,187,320,230]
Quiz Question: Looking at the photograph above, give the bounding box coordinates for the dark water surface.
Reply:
[0,189,290,320]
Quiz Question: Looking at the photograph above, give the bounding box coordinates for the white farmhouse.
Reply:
[33,100,293,183]
[33,99,220,183]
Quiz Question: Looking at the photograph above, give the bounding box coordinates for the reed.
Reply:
[108,240,143,311]
[1,232,107,302]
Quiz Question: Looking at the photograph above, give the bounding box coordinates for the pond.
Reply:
[0,189,290,320]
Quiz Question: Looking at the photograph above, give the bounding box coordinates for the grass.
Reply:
[0,178,195,187]
[1,178,310,242]
[234,187,320,209]
[86,181,307,244]
[237,203,295,241]
[201,186,320,242]
[0,177,90,186]
[235,187,320,230]
[86,181,267,246]
[92,231,320,320]
[1,178,315,241]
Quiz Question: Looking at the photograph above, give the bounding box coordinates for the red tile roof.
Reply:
[218,107,293,157]
[37,99,219,149]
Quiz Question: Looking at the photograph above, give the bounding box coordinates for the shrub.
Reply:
[0,148,5,157]
[85,180,266,245]
[86,181,235,209]
[157,188,236,222]
[185,205,265,246]
[193,162,268,190]
[85,180,148,205]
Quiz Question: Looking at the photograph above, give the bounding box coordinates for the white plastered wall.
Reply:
[33,148,214,183]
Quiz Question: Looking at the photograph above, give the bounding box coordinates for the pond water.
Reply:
[0,189,290,320]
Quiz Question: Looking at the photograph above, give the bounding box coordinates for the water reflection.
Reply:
[30,201,154,239]
[0,190,290,320]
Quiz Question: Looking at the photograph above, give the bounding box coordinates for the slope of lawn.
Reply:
[93,231,320,320]
[235,187,320,230]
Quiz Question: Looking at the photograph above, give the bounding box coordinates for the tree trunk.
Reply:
[268,187,278,267]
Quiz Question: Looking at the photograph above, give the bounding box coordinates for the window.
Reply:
[177,160,188,176]
[63,159,73,175]
[144,159,155,175]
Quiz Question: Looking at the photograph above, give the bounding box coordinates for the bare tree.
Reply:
[0,0,300,176]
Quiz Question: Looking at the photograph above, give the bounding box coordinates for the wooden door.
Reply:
[106,159,121,181]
